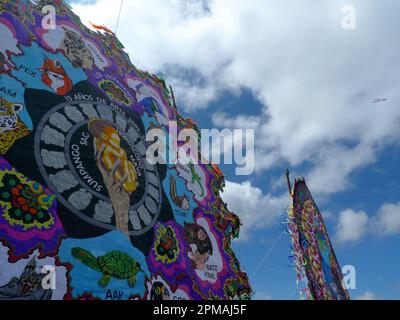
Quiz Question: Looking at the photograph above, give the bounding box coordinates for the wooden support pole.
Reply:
[285,169,292,197]
[169,85,177,109]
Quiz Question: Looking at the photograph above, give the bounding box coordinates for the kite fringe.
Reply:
[284,203,312,300]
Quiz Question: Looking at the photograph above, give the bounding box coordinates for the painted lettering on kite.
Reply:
[70,144,103,193]
[0,87,17,98]
[18,64,37,77]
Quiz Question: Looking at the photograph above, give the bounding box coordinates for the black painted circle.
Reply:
[34,101,163,235]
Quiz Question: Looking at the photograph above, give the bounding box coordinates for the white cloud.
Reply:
[212,112,261,130]
[221,180,287,240]
[372,202,400,236]
[334,209,369,244]
[221,181,400,244]
[304,144,377,196]
[355,291,379,300]
[253,291,272,300]
[321,210,335,220]
[334,202,400,244]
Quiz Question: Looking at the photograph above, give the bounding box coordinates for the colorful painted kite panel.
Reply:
[0,0,251,300]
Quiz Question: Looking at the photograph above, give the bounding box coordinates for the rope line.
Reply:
[115,0,124,35]
[251,231,284,278]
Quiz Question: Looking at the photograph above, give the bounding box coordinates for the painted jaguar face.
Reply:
[0,101,24,132]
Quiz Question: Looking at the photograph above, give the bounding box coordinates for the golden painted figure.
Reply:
[88,119,138,236]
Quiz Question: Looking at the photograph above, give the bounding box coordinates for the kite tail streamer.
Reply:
[90,22,114,34]
[285,203,311,300]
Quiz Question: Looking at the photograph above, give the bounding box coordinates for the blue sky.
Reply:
[70,0,400,299]
[194,90,400,300]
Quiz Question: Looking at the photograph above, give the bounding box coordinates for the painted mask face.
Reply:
[40,57,73,95]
